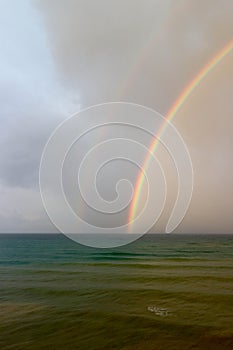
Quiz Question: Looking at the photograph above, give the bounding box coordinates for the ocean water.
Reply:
[0,234,232,350]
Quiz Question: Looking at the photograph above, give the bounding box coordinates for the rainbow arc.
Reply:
[128,40,233,228]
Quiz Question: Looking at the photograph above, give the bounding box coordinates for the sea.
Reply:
[0,234,232,350]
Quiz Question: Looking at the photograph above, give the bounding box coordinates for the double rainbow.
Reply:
[128,39,233,228]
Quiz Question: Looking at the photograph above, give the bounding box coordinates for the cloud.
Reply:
[0,0,79,188]
[37,0,174,106]
[0,0,79,231]
[0,0,232,233]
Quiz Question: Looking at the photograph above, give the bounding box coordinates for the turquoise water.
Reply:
[0,234,232,349]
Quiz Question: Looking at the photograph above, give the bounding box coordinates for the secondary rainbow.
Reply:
[128,39,233,228]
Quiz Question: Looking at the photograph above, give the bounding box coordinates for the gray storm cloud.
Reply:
[0,0,78,231]
[0,0,79,188]
[0,0,232,233]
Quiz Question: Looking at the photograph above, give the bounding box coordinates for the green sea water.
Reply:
[0,234,232,350]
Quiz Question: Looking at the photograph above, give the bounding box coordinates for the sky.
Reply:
[0,0,232,233]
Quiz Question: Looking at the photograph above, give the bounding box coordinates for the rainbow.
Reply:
[128,39,233,228]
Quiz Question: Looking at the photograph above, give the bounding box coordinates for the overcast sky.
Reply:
[0,0,232,233]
